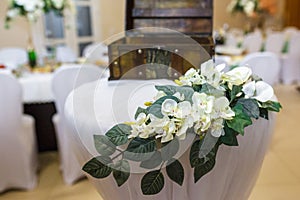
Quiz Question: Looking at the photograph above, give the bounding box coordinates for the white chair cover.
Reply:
[55,46,77,63]
[0,47,28,70]
[83,43,109,66]
[0,72,38,192]
[51,64,105,185]
[64,79,276,200]
[264,32,285,55]
[242,31,263,53]
[239,52,281,86]
[280,32,300,84]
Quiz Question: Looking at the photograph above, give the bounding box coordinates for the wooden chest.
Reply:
[108,0,214,80]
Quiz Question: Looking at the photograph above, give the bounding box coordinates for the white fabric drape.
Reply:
[64,79,276,200]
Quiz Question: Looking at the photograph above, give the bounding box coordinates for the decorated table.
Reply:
[64,60,280,200]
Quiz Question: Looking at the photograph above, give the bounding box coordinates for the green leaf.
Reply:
[166,159,184,186]
[125,138,156,161]
[141,170,165,195]
[148,104,163,118]
[161,137,179,161]
[259,108,269,120]
[261,101,282,112]
[220,124,239,146]
[106,124,131,146]
[189,139,219,168]
[152,95,179,106]
[94,135,116,156]
[237,98,260,119]
[190,140,202,168]
[135,107,148,120]
[200,83,224,97]
[226,104,252,135]
[112,160,130,187]
[82,156,112,178]
[194,156,216,183]
[230,85,243,102]
[140,151,163,169]
[155,85,194,102]
[189,140,219,183]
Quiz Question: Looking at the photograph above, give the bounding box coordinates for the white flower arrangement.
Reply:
[5,0,75,28]
[227,0,260,17]
[83,60,281,195]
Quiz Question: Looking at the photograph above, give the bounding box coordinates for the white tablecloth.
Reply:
[64,79,276,200]
[18,73,54,104]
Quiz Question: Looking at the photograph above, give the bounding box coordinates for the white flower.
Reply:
[212,97,235,120]
[242,81,274,102]
[244,1,255,16]
[6,9,19,18]
[175,101,192,118]
[222,66,252,89]
[161,99,177,116]
[178,68,203,86]
[194,114,211,133]
[51,0,64,9]
[192,92,215,116]
[210,119,225,137]
[200,60,225,88]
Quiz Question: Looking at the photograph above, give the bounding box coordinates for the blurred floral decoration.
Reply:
[83,60,281,195]
[227,0,278,31]
[5,0,75,28]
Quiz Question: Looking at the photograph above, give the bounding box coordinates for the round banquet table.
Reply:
[64,78,276,200]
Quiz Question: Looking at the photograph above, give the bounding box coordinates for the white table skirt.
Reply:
[18,73,54,104]
[64,79,276,200]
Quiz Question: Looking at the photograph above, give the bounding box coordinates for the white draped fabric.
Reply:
[19,73,54,103]
[0,72,38,193]
[52,64,106,185]
[64,79,275,200]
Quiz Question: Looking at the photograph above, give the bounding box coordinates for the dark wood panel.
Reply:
[284,0,300,28]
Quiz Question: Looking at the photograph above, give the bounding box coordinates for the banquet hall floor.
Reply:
[1,84,300,200]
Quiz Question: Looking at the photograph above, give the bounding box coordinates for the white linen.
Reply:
[52,64,106,185]
[0,73,38,193]
[19,73,54,103]
[64,79,276,200]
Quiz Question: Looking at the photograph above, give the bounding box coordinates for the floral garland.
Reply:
[83,60,281,195]
[5,0,75,28]
[227,0,260,17]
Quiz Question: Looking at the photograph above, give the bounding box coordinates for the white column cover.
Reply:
[64,79,276,200]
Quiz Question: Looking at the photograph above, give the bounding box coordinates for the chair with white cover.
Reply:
[239,52,281,86]
[264,32,285,55]
[280,32,300,84]
[0,72,38,192]
[283,26,299,39]
[52,63,105,185]
[64,78,276,200]
[242,31,263,53]
[55,45,77,63]
[0,47,28,70]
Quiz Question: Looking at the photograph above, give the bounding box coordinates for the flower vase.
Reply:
[27,21,38,68]
[27,45,37,68]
